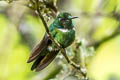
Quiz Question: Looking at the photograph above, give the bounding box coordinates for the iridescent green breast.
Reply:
[54,28,75,48]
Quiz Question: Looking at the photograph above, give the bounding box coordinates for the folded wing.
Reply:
[27,33,51,63]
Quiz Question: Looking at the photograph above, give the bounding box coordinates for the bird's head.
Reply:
[55,12,78,29]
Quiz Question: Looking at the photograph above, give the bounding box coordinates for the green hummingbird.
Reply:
[27,12,78,71]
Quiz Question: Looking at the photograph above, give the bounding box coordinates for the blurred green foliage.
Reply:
[0,14,31,80]
[88,35,120,80]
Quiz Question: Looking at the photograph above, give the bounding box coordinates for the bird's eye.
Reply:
[58,18,62,21]
[59,18,65,22]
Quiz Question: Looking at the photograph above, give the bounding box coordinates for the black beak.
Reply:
[71,16,79,19]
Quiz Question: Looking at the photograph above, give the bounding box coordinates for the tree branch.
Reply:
[35,0,88,79]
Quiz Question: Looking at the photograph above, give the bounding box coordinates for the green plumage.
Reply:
[27,12,78,71]
[52,28,75,48]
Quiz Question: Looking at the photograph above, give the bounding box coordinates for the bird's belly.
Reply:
[55,29,75,48]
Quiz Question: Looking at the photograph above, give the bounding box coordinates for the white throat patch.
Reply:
[58,28,75,32]
[58,29,69,32]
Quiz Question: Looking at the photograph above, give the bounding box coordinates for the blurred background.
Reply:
[0,0,120,80]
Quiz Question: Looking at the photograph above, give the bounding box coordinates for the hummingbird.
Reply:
[27,12,78,71]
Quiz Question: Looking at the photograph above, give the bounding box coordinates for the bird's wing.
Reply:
[32,29,59,71]
[35,50,59,71]
[27,33,51,63]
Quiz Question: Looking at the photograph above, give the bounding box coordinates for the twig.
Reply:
[36,0,62,49]
[43,0,58,13]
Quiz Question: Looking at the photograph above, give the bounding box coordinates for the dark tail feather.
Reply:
[31,56,45,71]
[35,50,59,71]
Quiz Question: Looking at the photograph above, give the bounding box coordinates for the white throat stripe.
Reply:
[58,29,69,32]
